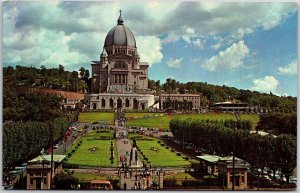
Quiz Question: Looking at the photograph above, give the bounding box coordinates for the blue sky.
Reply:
[2,1,298,96]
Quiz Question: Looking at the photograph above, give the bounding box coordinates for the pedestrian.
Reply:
[123,182,127,190]
[130,172,132,178]
[138,181,141,189]
[134,182,137,190]
[135,174,137,181]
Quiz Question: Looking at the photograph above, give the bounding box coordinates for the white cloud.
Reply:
[167,57,183,68]
[201,40,249,71]
[278,59,297,75]
[136,36,163,66]
[2,1,296,70]
[191,38,205,49]
[250,76,279,94]
[161,33,180,44]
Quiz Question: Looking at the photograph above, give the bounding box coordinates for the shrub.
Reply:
[158,141,161,144]
[171,149,175,152]
[176,153,181,156]
[163,178,178,187]
[182,180,203,187]
[166,146,169,149]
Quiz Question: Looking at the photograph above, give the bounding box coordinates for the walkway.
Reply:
[115,128,144,190]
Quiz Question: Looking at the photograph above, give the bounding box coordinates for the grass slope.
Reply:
[79,112,259,130]
[127,113,259,130]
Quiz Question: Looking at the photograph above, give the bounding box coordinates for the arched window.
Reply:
[125,99,130,107]
[110,99,114,108]
[102,99,106,108]
[133,98,138,109]
[117,98,122,109]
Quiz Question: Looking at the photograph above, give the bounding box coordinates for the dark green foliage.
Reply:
[170,118,296,184]
[182,180,203,187]
[151,78,296,111]
[256,113,297,135]
[163,178,178,187]
[53,172,79,190]
[3,65,88,93]
[3,117,67,168]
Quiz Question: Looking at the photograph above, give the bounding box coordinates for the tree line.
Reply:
[256,113,297,136]
[170,118,296,183]
[3,65,71,168]
[3,118,68,168]
[148,78,296,111]
[3,65,89,93]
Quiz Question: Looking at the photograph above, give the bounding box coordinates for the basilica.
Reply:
[84,12,157,110]
[84,12,201,111]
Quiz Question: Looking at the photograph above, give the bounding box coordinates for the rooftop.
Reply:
[28,154,66,163]
[196,154,222,163]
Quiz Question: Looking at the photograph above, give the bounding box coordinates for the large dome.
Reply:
[104,15,136,48]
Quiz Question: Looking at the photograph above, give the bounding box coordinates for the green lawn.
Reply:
[66,130,118,167]
[127,113,259,130]
[79,112,114,123]
[73,173,107,182]
[84,130,113,138]
[78,112,165,123]
[79,112,259,130]
[132,135,190,167]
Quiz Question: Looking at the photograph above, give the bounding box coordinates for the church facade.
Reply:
[85,12,157,110]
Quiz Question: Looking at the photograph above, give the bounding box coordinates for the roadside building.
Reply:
[196,154,222,176]
[218,156,249,190]
[26,155,66,190]
[210,101,249,113]
[197,154,249,190]
[159,94,201,111]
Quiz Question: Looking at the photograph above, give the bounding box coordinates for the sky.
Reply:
[2,1,298,96]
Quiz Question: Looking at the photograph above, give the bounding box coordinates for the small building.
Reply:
[210,101,249,113]
[218,156,249,190]
[196,154,222,176]
[26,154,66,190]
[159,94,201,111]
[197,154,249,190]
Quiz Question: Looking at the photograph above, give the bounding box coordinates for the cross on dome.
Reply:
[117,9,124,25]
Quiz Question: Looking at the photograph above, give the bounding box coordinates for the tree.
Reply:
[148,79,156,91]
[79,67,85,78]
[53,172,79,190]
[58,64,65,75]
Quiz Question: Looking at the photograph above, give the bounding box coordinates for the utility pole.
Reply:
[232,112,241,191]
[50,121,54,189]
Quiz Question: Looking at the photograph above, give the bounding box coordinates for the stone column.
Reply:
[159,172,164,189]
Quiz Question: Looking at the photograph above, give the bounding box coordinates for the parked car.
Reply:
[53,144,59,149]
